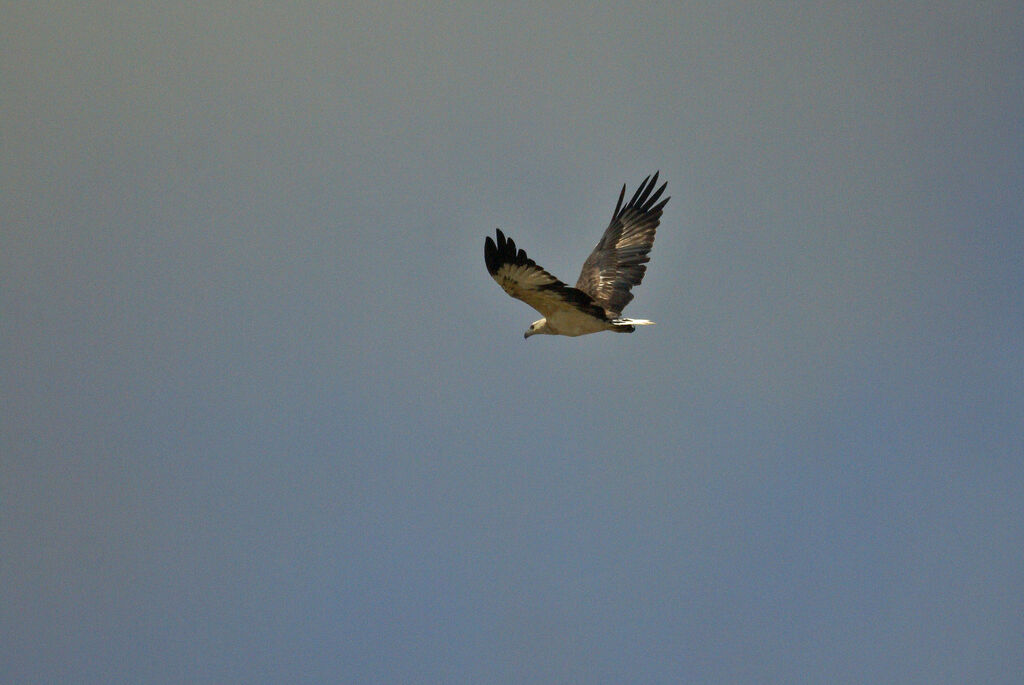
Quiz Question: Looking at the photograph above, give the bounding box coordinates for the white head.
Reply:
[524,318,553,339]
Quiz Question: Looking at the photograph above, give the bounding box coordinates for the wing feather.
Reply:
[575,172,669,316]
[485,229,607,320]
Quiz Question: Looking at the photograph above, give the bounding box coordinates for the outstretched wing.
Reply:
[485,229,608,320]
[575,172,669,316]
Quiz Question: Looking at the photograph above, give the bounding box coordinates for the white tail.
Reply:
[614,318,655,326]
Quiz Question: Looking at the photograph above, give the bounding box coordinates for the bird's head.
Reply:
[524,318,548,339]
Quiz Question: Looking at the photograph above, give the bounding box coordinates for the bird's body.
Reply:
[529,308,653,338]
[484,173,668,339]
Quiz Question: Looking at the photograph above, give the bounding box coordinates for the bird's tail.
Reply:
[610,318,654,333]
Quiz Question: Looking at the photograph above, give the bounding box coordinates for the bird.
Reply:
[484,172,668,339]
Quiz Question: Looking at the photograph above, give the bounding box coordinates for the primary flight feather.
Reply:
[484,172,669,338]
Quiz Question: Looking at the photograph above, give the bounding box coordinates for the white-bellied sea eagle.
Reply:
[485,172,669,339]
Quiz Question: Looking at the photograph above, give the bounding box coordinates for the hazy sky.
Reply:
[3,2,1022,682]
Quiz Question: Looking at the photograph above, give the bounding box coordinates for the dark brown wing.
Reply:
[575,172,669,316]
[485,229,608,320]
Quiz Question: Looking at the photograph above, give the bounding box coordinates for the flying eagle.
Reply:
[485,172,669,338]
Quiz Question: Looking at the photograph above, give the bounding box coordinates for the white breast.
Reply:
[546,309,614,336]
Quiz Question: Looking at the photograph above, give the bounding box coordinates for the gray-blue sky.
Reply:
[3,2,1022,682]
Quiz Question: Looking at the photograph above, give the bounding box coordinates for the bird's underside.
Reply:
[484,172,668,338]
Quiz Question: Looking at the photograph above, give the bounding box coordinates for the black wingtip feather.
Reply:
[611,184,626,222]
[613,172,670,221]
[627,174,652,208]
[484,236,497,274]
[644,184,666,209]
[485,228,540,277]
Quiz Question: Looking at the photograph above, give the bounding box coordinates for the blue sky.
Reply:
[3,2,1022,682]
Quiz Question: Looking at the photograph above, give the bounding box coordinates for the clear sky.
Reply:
[3,2,1022,682]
